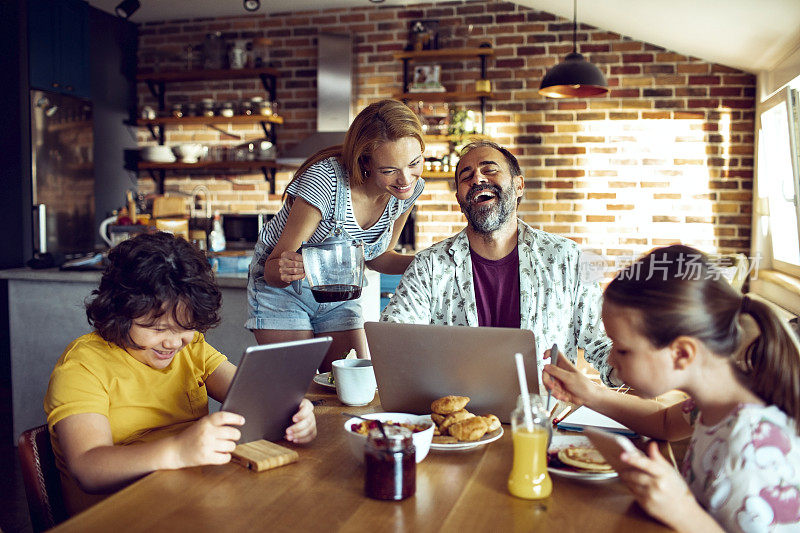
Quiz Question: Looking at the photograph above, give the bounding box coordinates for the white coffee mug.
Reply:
[332,359,376,406]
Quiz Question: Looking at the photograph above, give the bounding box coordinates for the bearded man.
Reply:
[380,140,615,384]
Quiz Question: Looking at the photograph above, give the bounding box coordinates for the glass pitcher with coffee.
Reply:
[292,231,365,302]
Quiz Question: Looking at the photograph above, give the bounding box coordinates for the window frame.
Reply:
[754,86,800,278]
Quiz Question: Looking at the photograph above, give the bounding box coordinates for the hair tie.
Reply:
[740,295,751,313]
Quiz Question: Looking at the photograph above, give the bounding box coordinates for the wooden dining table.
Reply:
[52,386,673,533]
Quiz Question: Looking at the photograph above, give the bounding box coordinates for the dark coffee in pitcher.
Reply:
[310,284,362,303]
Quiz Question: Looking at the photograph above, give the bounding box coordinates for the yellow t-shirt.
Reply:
[44,331,227,473]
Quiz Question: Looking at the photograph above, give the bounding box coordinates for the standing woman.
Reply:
[246,100,425,372]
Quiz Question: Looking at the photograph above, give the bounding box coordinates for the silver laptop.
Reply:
[221,337,331,443]
[365,322,538,423]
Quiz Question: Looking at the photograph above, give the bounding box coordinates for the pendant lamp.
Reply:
[538,0,608,98]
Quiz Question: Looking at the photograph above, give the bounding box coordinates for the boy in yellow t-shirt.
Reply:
[44,232,317,515]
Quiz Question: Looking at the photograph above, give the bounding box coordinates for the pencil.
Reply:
[552,406,572,425]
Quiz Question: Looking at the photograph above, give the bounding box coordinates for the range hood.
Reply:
[276,34,353,166]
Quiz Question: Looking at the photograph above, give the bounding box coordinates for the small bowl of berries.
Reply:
[343,412,434,463]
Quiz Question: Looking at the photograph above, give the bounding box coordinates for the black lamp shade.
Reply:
[115,0,140,19]
[538,52,609,98]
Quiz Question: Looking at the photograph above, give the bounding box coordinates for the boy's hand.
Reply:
[542,350,600,406]
[285,398,316,443]
[277,251,305,283]
[174,411,244,468]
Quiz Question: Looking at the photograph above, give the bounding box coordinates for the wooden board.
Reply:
[231,440,299,472]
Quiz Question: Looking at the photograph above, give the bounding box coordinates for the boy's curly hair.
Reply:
[86,232,221,349]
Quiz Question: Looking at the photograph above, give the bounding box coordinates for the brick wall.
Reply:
[135,0,755,273]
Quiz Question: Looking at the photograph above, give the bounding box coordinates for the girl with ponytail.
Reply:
[543,244,800,533]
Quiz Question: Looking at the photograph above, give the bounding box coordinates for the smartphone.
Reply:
[584,426,643,472]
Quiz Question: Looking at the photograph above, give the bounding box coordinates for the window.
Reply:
[757,86,800,276]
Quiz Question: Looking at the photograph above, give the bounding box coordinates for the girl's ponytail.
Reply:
[741,296,800,430]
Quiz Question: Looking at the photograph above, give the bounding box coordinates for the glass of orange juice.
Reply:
[508,395,552,499]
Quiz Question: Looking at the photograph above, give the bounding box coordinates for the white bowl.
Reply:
[344,412,434,464]
[140,145,176,163]
[172,143,205,163]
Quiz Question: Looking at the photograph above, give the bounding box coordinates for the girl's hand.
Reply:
[285,398,317,444]
[541,349,600,406]
[277,251,305,284]
[619,441,699,529]
[173,411,244,468]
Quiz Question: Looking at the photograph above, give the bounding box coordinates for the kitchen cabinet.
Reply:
[133,67,283,194]
[28,0,91,99]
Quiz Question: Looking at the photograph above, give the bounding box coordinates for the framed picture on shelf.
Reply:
[409,64,445,93]
[408,19,439,51]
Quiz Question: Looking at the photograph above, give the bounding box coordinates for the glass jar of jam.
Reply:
[364,425,416,501]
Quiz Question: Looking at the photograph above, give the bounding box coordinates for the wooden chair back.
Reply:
[18,424,68,532]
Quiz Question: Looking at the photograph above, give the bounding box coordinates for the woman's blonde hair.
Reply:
[283,99,424,200]
[605,244,800,433]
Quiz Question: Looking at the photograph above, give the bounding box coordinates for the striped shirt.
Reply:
[257,157,424,258]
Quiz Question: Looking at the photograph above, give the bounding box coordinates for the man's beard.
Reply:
[459,182,515,234]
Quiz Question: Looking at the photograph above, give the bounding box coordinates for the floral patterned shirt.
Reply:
[682,402,800,532]
[380,219,614,384]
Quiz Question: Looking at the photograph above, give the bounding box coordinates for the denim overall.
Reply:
[245,159,406,332]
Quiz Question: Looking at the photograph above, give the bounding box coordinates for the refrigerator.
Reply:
[30,89,95,263]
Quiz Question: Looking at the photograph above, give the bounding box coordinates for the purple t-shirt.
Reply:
[471,246,521,328]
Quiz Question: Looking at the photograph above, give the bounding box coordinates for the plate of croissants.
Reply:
[427,395,504,450]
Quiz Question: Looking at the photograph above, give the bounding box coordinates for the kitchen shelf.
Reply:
[422,170,454,179]
[134,160,282,192]
[397,91,492,103]
[137,160,280,171]
[131,66,283,195]
[135,115,284,127]
[136,67,280,84]
[135,114,283,142]
[393,47,494,62]
[423,133,491,143]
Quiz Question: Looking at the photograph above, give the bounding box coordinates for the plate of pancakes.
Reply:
[547,434,619,481]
